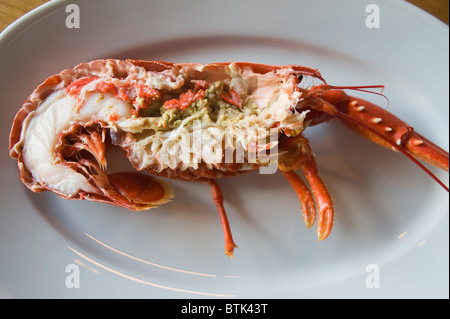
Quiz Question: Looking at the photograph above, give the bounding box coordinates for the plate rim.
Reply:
[0,0,448,298]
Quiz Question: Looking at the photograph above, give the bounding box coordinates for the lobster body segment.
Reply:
[9,59,449,256]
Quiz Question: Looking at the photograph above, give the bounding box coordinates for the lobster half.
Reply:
[9,59,449,257]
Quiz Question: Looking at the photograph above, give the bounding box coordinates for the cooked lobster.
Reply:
[9,59,449,256]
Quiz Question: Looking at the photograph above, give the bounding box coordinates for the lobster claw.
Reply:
[319,90,449,190]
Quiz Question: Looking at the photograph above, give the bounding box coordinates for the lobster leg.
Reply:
[301,157,334,240]
[279,135,335,240]
[280,171,316,228]
[209,180,238,257]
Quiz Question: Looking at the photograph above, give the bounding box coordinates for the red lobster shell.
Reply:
[9,59,449,256]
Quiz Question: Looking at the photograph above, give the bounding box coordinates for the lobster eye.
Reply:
[296,74,304,83]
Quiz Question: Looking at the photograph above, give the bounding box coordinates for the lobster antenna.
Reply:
[331,105,449,192]
[329,85,390,106]
[301,81,446,190]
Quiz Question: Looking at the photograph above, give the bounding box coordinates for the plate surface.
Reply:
[0,0,448,298]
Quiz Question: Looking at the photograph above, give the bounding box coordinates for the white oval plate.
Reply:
[0,0,448,298]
